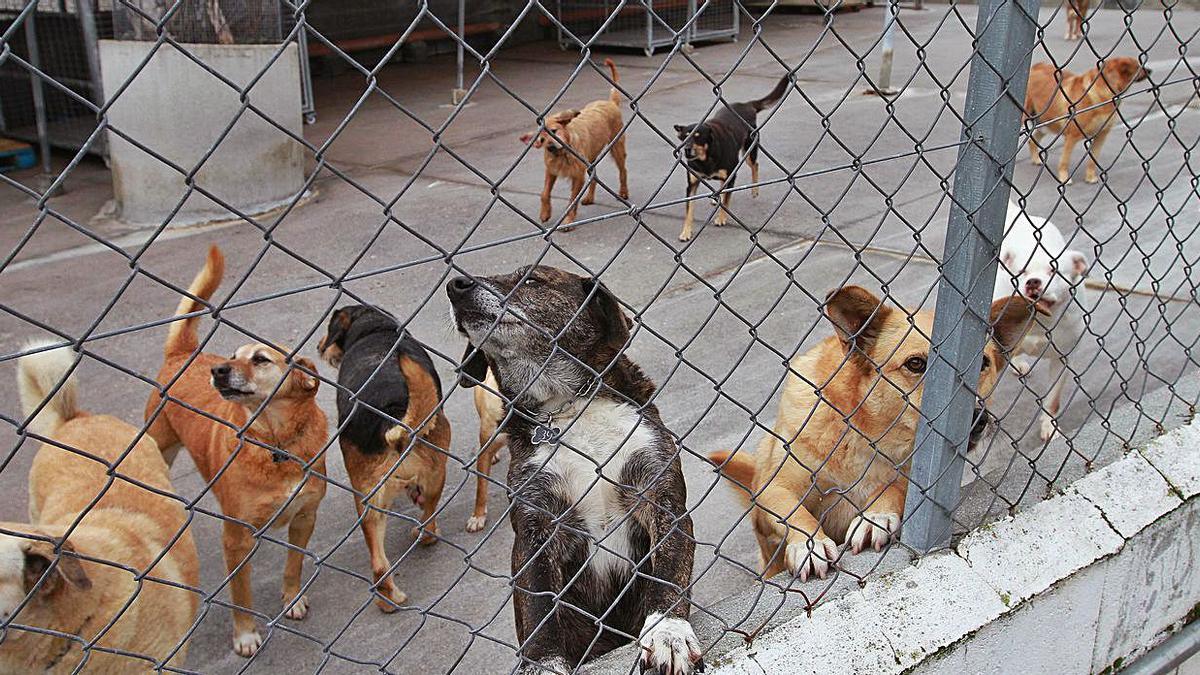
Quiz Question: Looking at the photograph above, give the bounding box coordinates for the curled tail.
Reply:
[605,58,621,106]
[752,74,791,112]
[383,355,442,451]
[165,245,225,358]
[18,340,81,436]
[708,450,757,506]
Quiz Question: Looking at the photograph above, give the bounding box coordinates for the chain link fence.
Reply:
[1,0,1197,672]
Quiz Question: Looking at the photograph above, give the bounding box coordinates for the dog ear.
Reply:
[318,309,351,353]
[1064,250,1088,281]
[291,357,320,393]
[22,537,90,596]
[824,286,890,353]
[556,109,582,124]
[583,277,631,354]
[989,296,1038,354]
[458,343,490,388]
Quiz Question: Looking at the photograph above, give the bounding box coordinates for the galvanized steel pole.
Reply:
[900,0,1039,553]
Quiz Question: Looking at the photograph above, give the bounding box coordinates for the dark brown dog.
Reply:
[448,267,701,675]
[520,59,629,231]
[317,305,449,612]
[1024,57,1151,184]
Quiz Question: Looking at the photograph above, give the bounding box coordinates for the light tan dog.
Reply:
[1024,57,1151,184]
[144,246,328,658]
[466,369,507,533]
[1065,0,1088,41]
[710,287,1034,581]
[520,58,629,231]
[2,343,199,673]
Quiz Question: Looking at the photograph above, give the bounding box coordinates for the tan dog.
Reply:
[466,368,507,533]
[2,343,199,673]
[1024,57,1151,184]
[144,246,328,658]
[520,58,629,231]
[1065,0,1088,41]
[710,287,1034,581]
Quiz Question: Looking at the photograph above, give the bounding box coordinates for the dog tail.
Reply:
[752,74,791,112]
[383,355,442,451]
[605,58,621,106]
[18,340,82,437]
[165,245,225,358]
[708,450,756,505]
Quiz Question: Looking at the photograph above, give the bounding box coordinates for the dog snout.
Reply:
[447,276,477,301]
[1024,277,1043,298]
[211,363,232,379]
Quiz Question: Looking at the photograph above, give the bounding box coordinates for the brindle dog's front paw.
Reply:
[639,614,704,674]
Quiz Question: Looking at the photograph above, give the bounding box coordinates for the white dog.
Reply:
[993,200,1088,441]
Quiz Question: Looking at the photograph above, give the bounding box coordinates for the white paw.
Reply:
[233,628,263,658]
[466,513,487,533]
[785,536,839,582]
[751,187,760,198]
[639,614,703,675]
[1040,415,1058,442]
[515,656,571,674]
[678,232,692,242]
[283,593,309,620]
[1010,355,1034,377]
[847,511,900,555]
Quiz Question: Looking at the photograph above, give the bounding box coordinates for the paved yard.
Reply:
[1,4,1198,673]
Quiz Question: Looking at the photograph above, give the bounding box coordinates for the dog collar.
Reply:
[527,377,603,445]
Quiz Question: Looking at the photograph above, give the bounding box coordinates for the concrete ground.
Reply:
[1,4,1197,674]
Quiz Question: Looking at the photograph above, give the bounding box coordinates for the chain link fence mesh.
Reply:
[1,0,1197,672]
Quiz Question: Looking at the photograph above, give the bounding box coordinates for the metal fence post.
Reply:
[900,0,1039,553]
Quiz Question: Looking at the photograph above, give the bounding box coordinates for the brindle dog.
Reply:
[447,267,702,675]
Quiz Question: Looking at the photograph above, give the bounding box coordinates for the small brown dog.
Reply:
[144,246,328,658]
[1065,0,1088,41]
[520,58,629,231]
[710,288,1034,581]
[2,343,199,673]
[465,367,507,533]
[1024,57,1151,184]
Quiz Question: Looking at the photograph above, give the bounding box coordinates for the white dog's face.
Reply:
[1002,246,1087,312]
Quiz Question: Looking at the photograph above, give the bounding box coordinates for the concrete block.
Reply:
[1141,423,1200,499]
[1072,453,1181,538]
[1092,498,1200,673]
[911,560,1107,675]
[956,491,1123,605]
[99,40,305,226]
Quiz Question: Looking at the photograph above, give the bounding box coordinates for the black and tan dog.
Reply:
[447,267,701,675]
[674,74,791,242]
[317,305,449,613]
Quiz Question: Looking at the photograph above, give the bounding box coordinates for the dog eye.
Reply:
[252,354,271,365]
[904,356,927,374]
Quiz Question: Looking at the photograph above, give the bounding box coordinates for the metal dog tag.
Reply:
[530,424,561,445]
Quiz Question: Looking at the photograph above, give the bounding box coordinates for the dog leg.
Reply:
[1085,128,1110,184]
[562,176,585,231]
[845,483,905,555]
[510,503,578,667]
[281,503,317,621]
[1028,131,1045,166]
[413,418,449,544]
[143,402,181,466]
[468,428,504,533]
[1039,355,1070,442]
[679,175,699,242]
[539,173,557,223]
[223,522,262,657]
[613,136,630,200]
[1058,131,1079,184]
[757,482,838,582]
[715,188,732,227]
[359,478,407,612]
[581,177,597,206]
[749,153,760,198]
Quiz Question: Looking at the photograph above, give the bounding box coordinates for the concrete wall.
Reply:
[99,40,305,227]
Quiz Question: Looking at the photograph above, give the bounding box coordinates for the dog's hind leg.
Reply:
[748,148,760,198]
[412,418,449,545]
[612,135,630,200]
[345,444,408,612]
[1057,128,1080,184]
[468,424,505,533]
[223,522,262,657]
[1039,355,1070,442]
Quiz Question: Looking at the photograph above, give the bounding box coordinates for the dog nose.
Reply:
[1024,278,1042,297]
[211,364,231,378]
[447,276,476,300]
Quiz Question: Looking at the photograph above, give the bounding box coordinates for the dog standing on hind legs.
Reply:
[317,305,450,612]
[520,58,629,231]
[145,245,328,657]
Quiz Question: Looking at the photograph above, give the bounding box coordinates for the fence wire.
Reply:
[0,0,1197,673]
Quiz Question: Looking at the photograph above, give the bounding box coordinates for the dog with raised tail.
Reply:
[993,200,1089,442]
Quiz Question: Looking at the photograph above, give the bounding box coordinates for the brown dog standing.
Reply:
[1024,57,1150,184]
[2,343,199,673]
[520,58,629,231]
[466,368,508,533]
[710,288,1035,581]
[144,246,328,658]
[1065,0,1088,41]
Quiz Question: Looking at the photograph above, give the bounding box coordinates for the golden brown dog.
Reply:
[1024,57,1151,184]
[710,287,1034,581]
[1065,0,1088,41]
[520,58,629,231]
[2,343,199,673]
[144,246,328,657]
[466,368,507,533]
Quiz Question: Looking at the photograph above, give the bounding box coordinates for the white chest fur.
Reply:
[531,398,656,579]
